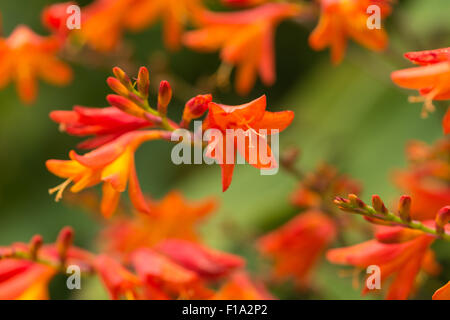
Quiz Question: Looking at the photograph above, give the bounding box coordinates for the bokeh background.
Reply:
[0,0,449,299]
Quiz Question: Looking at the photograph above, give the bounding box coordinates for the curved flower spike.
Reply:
[0,25,72,104]
[184,3,301,94]
[46,130,167,217]
[203,95,294,191]
[391,47,450,119]
[309,0,390,65]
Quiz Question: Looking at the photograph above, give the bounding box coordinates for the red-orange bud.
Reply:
[29,235,43,260]
[137,67,150,98]
[398,195,412,222]
[57,226,74,264]
[372,195,388,214]
[157,81,172,116]
[183,94,212,123]
[436,206,450,235]
[107,77,129,96]
[112,67,132,90]
[107,94,145,118]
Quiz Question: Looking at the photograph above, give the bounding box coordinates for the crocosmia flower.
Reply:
[203,95,294,191]
[0,25,72,104]
[50,106,153,149]
[46,130,167,217]
[258,210,337,288]
[100,191,217,258]
[391,47,450,118]
[309,0,390,65]
[184,3,301,94]
[327,226,439,300]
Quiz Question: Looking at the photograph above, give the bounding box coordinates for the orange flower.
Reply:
[258,210,337,288]
[46,130,167,217]
[57,0,203,52]
[391,47,450,118]
[203,95,294,191]
[50,106,154,149]
[393,139,450,221]
[183,3,301,94]
[212,272,273,300]
[131,247,213,299]
[155,239,245,280]
[327,226,439,300]
[100,191,217,258]
[433,281,450,300]
[94,254,140,300]
[309,0,390,65]
[0,25,72,104]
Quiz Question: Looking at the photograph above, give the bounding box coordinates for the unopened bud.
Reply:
[29,235,43,260]
[137,67,150,98]
[107,77,129,96]
[435,206,450,235]
[182,94,212,125]
[57,226,74,264]
[348,194,366,209]
[372,195,388,214]
[107,94,145,118]
[112,67,133,90]
[157,81,172,116]
[398,195,412,222]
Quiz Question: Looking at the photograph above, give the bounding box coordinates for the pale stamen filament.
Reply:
[48,178,73,202]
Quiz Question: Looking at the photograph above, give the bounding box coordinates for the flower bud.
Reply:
[348,194,365,209]
[107,94,145,118]
[372,195,388,214]
[29,235,43,260]
[57,226,74,264]
[398,195,412,222]
[157,81,172,116]
[107,77,129,96]
[435,206,450,235]
[112,67,133,90]
[182,94,212,125]
[137,67,150,98]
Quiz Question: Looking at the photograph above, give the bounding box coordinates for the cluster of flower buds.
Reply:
[334,194,450,241]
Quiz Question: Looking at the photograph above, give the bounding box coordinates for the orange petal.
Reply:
[101,182,121,218]
[433,281,450,300]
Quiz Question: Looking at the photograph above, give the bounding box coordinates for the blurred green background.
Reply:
[0,0,448,299]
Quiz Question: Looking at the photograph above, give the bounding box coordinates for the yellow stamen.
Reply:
[48,178,73,202]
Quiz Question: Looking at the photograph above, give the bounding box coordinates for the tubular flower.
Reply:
[391,47,450,118]
[155,239,245,280]
[212,272,273,300]
[309,0,390,65]
[433,281,450,300]
[327,226,439,300]
[94,254,140,300]
[258,210,337,289]
[100,191,217,258]
[202,95,294,191]
[45,0,203,52]
[393,138,450,221]
[183,3,301,94]
[50,106,153,149]
[46,130,167,218]
[0,25,72,104]
[130,247,214,300]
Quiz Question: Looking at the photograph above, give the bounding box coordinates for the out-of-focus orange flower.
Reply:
[94,254,140,300]
[433,281,450,300]
[45,0,203,52]
[393,138,450,221]
[184,3,301,94]
[212,272,273,300]
[0,25,72,104]
[391,47,450,118]
[309,0,390,65]
[46,130,167,217]
[258,210,337,288]
[327,226,439,300]
[155,239,245,280]
[131,247,213,299]
[444,108,450,134]
[50,106,154,149]
[100,191,217,258]
[203,95,294,191]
